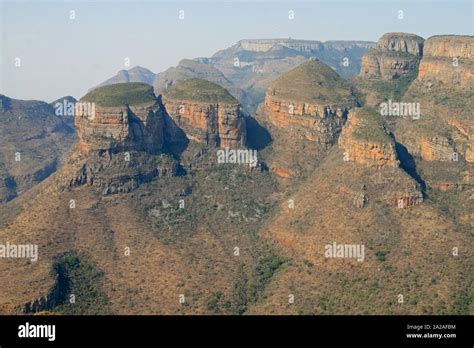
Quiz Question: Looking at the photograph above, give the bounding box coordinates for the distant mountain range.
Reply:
[1,33,472,316]
[91,38,376,112]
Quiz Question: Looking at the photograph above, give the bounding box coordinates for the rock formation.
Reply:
[72,83,177,194]
[417,35,473,87]
[338,108,399,169]
[257,59,358,179]
[394,35,473,164]
[161,79,246,149]
[360,33,424,80]
[264,59,357,144]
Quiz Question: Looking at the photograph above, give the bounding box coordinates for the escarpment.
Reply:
[161,79,246,149]
[360,33,424,80]
[338,108,399,169]
[259,59,357,178]
[417,35,474,87]
[337,107,423,207]
[394,35,474,165]
[72,83,178,194]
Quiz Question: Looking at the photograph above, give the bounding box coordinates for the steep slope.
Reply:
[51,96,77,128]
[391,35,473,229]
[248,106,470,315]
[203,39,374,111]
[0,95,76,203]
[249,145,472,315]
[161,79,246,149]
[0,82,281,315]
[354,33,424,106]
[154,59,252,113]
[73,83,177,194]
[256,59,357,179]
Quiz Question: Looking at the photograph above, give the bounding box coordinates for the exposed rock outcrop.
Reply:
[259,59,357,179]
[419,136,456,162]
[338,108,399,169]
[417,35,474,87]
[161,79,246,148]
[264,59,356,143]
[72,83,177,194]
[394,35,474,166]
[360,33,424,80]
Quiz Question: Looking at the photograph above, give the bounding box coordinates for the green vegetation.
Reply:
[52,254,112,314]
[81,82,156,106]
[373,68,419,102]
[248,254,286,301]
[375,251,387,262]
[163,78,238,104]
[271,59,355,104]
[352,107,392,144]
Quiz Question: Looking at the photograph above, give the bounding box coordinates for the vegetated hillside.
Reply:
[162,79,238,104]
[390,35,474,233]
[81,83,157,107]
[257,59,357,181]
[0,79,283,315]
[0,95,76,204]
[248,146,472,315]
[0,33,472,316]
[0,151,282,314]
[269,59,355,105]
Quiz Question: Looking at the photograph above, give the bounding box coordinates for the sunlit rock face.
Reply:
[360,33,424,80]
[161,78,246,149]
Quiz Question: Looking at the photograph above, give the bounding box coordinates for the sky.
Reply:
[1,0,472,102]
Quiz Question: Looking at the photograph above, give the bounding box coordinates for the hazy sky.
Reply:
[1,0,472,102]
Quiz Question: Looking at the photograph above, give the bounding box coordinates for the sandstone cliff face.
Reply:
[419,136,455,161]
[259,59,357,179]
[416,35,474,88]
[338,108,399,169]
[75,102,164,155]
[264,59,356,144]
[72,83,176,194]
[69,151,178,195]
[394,35,474,164]
[360,33,424,80]
[264,92,349,144]
[161,79,246,148]
[377,32,424,56]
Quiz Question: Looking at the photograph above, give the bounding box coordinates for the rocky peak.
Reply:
[264,59,356,143]
[360,32,424,80]
[417,35,474,88]
[77,82,164,155]
[376,32,424,56]
[338,107,399,169]
[71,83,177,195]
[161,78,246,148]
